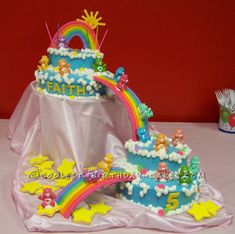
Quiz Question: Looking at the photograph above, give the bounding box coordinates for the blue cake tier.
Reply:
[35,69,114,98]
[118,176,201,215]
[125,137,191,172]
[47,47,104,70]
[35,47,109,98]
[35,70,106,98]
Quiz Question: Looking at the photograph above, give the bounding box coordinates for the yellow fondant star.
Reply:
[35,185,59,195]
[187,203,211,221]
[72,207,94,224]
[57,159,75,177]
[29,155,49,165]
[35,160,55,169]
[70,95,75,99]
[37,204,61,217]
[200,200,221,216]
[20,181,44,195]
[54,178,73,188]
[89,203,112,215]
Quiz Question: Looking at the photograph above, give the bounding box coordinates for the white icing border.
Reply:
[35,67,114,86]
[125,138,191,164]
[47,47,104,60]
[182,180,199,197]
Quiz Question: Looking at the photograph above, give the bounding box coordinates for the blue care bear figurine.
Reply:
[190,156,200,176]
[137,128,151,143]
[114,67,125,82]
[138,103,154,120]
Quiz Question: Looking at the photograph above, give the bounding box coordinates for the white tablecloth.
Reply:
[0,120,234,233]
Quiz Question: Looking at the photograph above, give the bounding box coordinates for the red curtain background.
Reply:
[0,0,234,122]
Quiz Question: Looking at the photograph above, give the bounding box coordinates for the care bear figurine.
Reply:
[156,162,171,181]
[178,166,192,185]
[97,153,113,173]
[190,156,200,176]
[38,55,49,71]
[58,59,71,76]
[38,188,56,208]
[57,35,68,48]
[172,129,184,147]
[137,128,151,143]
[155,133,169,151]
[116,74,129,92]
[113,67,125,82]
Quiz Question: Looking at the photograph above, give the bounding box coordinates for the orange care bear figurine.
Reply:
[155,133,169,151]
[38,55,49,71]
[172,129,184,147]
[97,153,113,173]
[58,59,71,76]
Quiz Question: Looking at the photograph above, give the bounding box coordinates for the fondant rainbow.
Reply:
[56,168,135,218]
[51,21,99,50]
[94,76,148,141]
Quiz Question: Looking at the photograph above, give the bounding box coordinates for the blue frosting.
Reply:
[49,50,95,69]
[119,177,199,210]
[127,152,187,171]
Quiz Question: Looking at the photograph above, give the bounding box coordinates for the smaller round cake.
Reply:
[34,21,113,99]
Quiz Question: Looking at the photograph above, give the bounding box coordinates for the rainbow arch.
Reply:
[56,168,135,218]
[51,21,99,50]
[94,76,149,141]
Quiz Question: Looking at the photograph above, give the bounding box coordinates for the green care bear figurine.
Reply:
[190,156,200,176]
[178,166,192,185]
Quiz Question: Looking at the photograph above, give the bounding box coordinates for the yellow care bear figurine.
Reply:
[97,153,113,173]
[155,133,169,151]
[38,55,49,71]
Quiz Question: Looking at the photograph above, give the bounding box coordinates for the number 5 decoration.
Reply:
[166,192,180,210]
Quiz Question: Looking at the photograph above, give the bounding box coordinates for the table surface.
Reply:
[0,119,234,234]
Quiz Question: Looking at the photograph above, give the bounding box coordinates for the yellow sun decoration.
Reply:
[78,9,106,29]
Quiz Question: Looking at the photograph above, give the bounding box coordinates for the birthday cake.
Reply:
[10,10,230,232]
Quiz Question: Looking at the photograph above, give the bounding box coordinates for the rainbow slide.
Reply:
[94,76,149,141]
[56,168,135,218]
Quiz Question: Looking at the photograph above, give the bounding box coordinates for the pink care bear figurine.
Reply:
[172,129,184,147]
[116,74,129,91]
[38,188,56,208]
[156,162,171,181]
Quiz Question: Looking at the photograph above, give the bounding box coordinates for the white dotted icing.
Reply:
[125,182,133,195]
[47,47,104,60]
[113,157,139,174]
[182,181,199,197]
[125,138,191,164]
[154,185,177,197]
[35,67,114,85]
[139,182,150,198]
